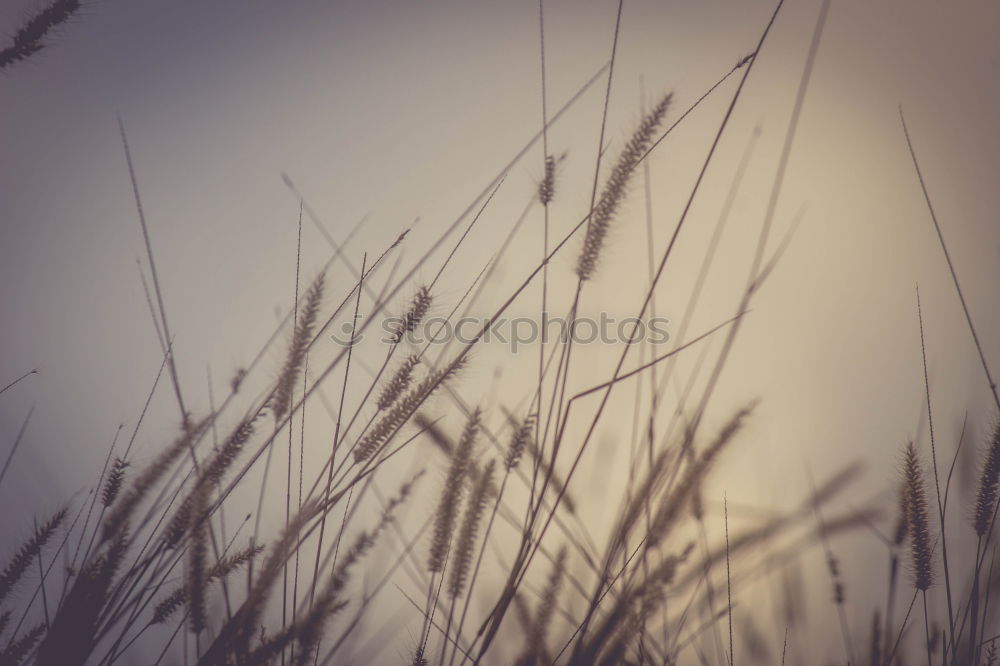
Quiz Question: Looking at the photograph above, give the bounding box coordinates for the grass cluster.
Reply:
[2,0,999,665]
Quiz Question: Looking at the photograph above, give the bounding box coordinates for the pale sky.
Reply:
[2,0,1000,660]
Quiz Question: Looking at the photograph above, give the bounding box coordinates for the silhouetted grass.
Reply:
[2,0,1000,664]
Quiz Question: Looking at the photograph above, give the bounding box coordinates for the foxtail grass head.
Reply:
[576,94,672,281]
[974,418,1000,537]
[270,272,325,421]
[902,442,933,590]
[428,408,481,574]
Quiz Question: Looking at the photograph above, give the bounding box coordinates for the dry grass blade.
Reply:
[199,500,322,664]
[647,403,757,549]
[295,473,420,665]
[10,2,1000,662]
[37,530,128,666]
[574,546,691,665]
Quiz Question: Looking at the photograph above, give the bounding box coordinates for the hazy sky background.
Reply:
[2,0,1000,659]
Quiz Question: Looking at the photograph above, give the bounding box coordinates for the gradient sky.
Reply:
[2,0,1000,659]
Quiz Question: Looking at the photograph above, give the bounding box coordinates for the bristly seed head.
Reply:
[230,367,247,393]
[377,354,420,411]
[0,508,67,607]
[903,442,934,591]
[101,457,129,508]
[523,545,567,661]
[354,357,465,463]
[448,459,495,598]
[505,413,535,471]
[0,0,82,70]
[538,154,556,205]
[394,286,432,343]
[270,273,325,421]
[974,418,1000,537]
[576,93,672,281]
[893,480,909,546]
[428,408,480,573]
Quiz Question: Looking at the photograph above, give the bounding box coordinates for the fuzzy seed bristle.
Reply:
[294,475,418,664]
[38,529,128,663]
[102,416,209,542]
[165,415,258,547]
[186,487,210,633]
[101,457,128,508]
[903,442,934,591]
[448,459,495,598]
[505,414,535,471]
[525,546,567,662]
[152,544,262,624]
[827,554,845,605]
[0,508,66,606]
[869,610,882,666]
[207,501,321,656]
[394,286,432,343]
[378,354,420,411]
[894,480,909,546]
[576,94,672,281]
[538,155,556,205]
[648,403,755,547]
[974,419,1000,536]
[230,367,247,393]
[354,358,464,463]
[0,0,81,69]
[428,408,480,573]
[203,416,257,489]
[271,273,325,421]
[3,622,46,665]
